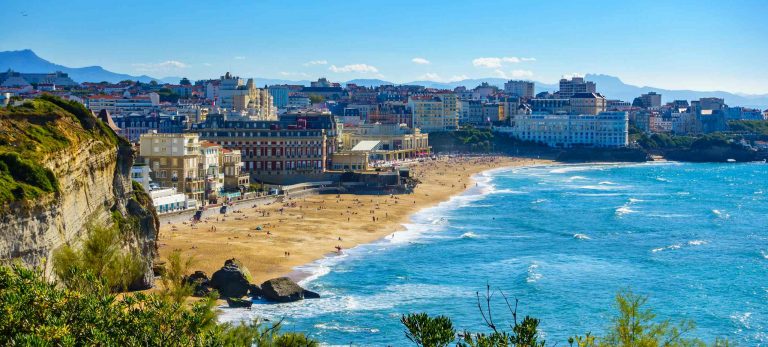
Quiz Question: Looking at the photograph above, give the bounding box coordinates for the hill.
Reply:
[0,49,161,83]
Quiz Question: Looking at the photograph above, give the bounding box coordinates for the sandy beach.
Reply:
[158,156,553,284]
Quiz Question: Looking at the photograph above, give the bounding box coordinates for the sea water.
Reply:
[219,162,768,346]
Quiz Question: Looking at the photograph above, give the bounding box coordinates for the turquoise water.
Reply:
[220,162,768,346]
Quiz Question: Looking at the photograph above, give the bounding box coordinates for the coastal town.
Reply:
[2,0,768,344]
[2,69,767,215]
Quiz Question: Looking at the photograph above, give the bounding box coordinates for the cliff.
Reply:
[0,95,158,289]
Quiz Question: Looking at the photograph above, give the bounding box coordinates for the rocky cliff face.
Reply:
[0,96,158,289]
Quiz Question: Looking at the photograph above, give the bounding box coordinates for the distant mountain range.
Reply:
[2,49,766,109]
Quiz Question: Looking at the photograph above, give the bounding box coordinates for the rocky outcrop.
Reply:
[184,271,213,297]
[0,96,158,289]
[260,277,320,303]
[209,259,251,298]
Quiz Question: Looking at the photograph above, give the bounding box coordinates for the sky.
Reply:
[1,0,767,94]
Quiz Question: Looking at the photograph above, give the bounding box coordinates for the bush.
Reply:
[0,263,317,346]
[52,223,145,292]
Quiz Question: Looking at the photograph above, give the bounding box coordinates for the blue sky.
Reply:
[1,0,767,94]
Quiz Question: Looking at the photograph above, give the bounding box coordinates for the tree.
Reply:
[402,313,456,347]
[308,94,324,104]
[180,77,192,85]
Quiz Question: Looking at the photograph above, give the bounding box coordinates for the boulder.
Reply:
[184,271,212,297]
[210,259,251,298]
[260,277,320,302]
[303,289,321,299]
[248,284,263,298]
[226,297,253,308]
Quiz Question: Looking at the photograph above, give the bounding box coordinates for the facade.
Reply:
[498,111,628,148]
[340,123,430,162]
[221,149,250,192]
[569,92,607,115]
[215,72,276,120]
[503,80,535,99]
[530,98,570,114]
[558,77,596,98]
[268,85,290,109]
[408,93,460,132]
[193,113,338,184]
[460,100,484,125]
[86,94,158,115]
[633,92,662,109]
[113,113,186,143]
[482,103,505,123]
[138,132,205,204]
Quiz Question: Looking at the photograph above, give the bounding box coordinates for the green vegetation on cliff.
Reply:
[0,95,125,207]
[728,120,768,136]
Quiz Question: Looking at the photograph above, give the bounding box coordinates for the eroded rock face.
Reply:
[209,259,251,298]
[0,141,158,290]
[260,277,320,303]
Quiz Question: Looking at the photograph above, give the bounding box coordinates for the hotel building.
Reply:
[407,93,460,132]
[497,111,628,148]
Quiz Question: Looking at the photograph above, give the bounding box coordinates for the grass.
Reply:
[0,95,124,207]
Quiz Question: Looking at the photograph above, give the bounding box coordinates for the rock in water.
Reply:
[210,259,251,298]
[303,289,321,299]
[260,277,320,302]
[226,297,253,308]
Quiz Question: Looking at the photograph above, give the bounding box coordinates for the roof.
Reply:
[351,140,381,152]
[570,92,605,99]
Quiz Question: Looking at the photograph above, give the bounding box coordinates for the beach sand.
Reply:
[158,156,552,284]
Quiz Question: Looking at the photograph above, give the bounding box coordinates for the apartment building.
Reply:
[557,77,596,98]
[138,132,205,204]
[569,92,607,115]
[407,93,460,132]
[503,80,535,99]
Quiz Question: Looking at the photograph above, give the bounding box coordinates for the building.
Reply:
[530,98,570,114]
[558,77,596,98]
[482,103,505,123]
[503,80,535,99]
[268,85,290,109]
[340,123,430,162]
[138,132,205,204]
[408,93,460,132]
[215,72,276,120]
[498,111,628,148]
[569,92,607,115]
[221,149,250,192]
[113,113,187,143]
[632,92,662,109]
[85,94,158,115]
[288,95,311,109]
[193,113,338,184]
[460,100,484,125]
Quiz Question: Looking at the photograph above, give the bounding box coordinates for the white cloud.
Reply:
[234,56,246,60]
[133,60,189,72]
[418,73,468,83]
[303,60,328,66]
[562,72,584,79]
[280,71,310,77]
[472,56,536,68]
[493,69,534,79]
[411,57,431,65]
[328,64,379,73]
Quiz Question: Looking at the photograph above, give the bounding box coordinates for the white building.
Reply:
[497,111,628,148]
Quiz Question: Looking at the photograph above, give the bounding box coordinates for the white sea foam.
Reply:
[652,243,682,253]
[460,232,479,239]
[761,250,768,259]
[615,206,636,216]
[532,199,547,204]
[655,177,670,182]
[573,233,591,240]
[652,240,707,253]
[569,175,587,181]
[526,262,542,283]
[599,181,617,185]
[687,240,708,246]
[711,209,731,219]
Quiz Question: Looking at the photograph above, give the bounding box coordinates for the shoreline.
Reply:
[158,156,553,284]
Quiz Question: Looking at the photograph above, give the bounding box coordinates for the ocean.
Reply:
[219,162,768,346]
